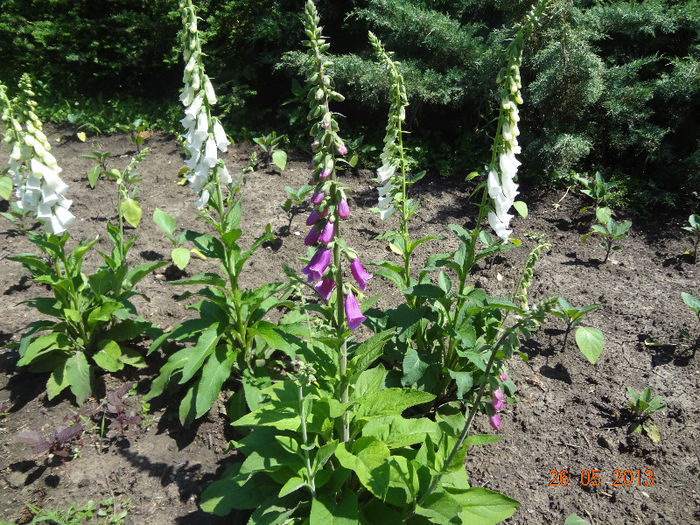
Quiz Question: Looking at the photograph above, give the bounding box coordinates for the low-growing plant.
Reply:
[96,382,141,440]
[1,76,165,404]
[552,298,603,360]
[581,206,632,262]
[115,118,150,153]
[574,171,618,215]
[16,421,84,461]
[624,386,665,442]
[23,496,132,525]
[682,213,699,263]
[280,183,314,234]
[253,130,287,171]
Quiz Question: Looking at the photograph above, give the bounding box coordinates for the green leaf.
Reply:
[120,197,142,228]
[171,247,190,270]
[354,388,434,418]
[272,150,287,171]
[17,333,66,366]
[455,487,520,524]
[402,347,430,387]
[123,261,167,290]
[180,324,221,384]
[65,352,93,405]
[349,329,393,376]
[448,369,473,399]
[87,300,123,328]
[681,292,700,315]
[465,434,502,447]
[170,272,227,289]
[596,206,611,225]
[0,176,13,200]
[349,154,359,167]
[513,200,528,218]
[200,464,278,514]
[93,340,124,372]
[250,321,294,357]
[153,208,176,237]
[195,345,235,418]
[310,492,359,525]
[87,165,100,188]
[76,131,87,142]
[362,416,439,448]
[643,420,661,442]
[119,347,147,368]
[278,477,305,498]
[46,357,70,400]
[353,367,387,400]
[575,326,604,364]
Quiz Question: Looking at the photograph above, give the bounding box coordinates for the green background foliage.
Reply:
[1,0,698,202]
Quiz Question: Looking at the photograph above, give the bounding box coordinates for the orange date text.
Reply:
[548,469,654,487]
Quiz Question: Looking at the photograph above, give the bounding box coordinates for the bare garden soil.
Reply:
[0,130,698,524]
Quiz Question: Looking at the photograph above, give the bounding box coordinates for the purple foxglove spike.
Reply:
[314,277,335,300]
[301,248,331,282]
[312,192,325,205]
[318,221,335,244]
[344,291,366,330]
[489,414,501,430]
[350,258,372,291]
[338,200,350,219]
[304,226,321,246]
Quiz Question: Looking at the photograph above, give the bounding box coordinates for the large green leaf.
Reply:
[454,487,520,524]
[144,347,192,401]
[565,515,590,525]
[362,415,439,448]
[402,347,430,386]
[120,197,142,228]
[93,340,124,372]
[46,357,70,400]
[354,388,435,419]
[681,292,700,315]
[310,492,359,525]
[0,176,12,200]
[200,464,278,515]
[65,352,93,405]
[179,324,221,384]
[250,321,294,356]
[171,247,190,270]
[123,261,167,290]
[195,345,235,418]
[575,326,604,364]
[153,208,176,237]
[169,272,227,289]
[17,333,68,366]
[348,329,394,377]
[272,150,287,171]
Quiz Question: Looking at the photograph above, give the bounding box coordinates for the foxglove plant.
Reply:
[0,76,75,234]
[146,0,291,426]
[299,0,373,440]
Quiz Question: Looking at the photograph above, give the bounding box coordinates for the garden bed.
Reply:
[0,130,698,524]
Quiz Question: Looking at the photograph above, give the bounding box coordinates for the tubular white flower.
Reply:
[213,120,229,152]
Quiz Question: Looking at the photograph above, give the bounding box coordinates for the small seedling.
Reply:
[581,206,632,262]
[625,386,665,442]
[574,171,617,214]
[99,382,141,439]
[24,496,132,525]
[116,118,150,153]
[252,131,287,171]
[552,298,603,363]
[280,184,313,233]
[16,422,84,460]
[681,214,699,263]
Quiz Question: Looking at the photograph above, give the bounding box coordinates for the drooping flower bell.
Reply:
[350,257,372,291]
[491,388,505,411]
[301,248,331,282]
[489,413,501,431]
[344,291,366,331]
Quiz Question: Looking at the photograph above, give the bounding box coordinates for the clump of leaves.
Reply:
[253,131,287,171]
[574,171,618,214]
[24,496,132,525]
[552,298,603,362]
[681,214,699,263]
[16,422,84,460]
[581,206,632,262]
[280,184,313,234]
[624,387,665,442]
[98,382,141,439]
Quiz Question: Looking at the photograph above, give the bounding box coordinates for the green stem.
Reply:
[298,384,317,497]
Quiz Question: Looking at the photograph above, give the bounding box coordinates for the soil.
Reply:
[0,128,698,525]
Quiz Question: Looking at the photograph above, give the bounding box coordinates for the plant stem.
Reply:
[298,384,316,497]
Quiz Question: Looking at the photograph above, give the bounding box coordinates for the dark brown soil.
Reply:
[0,129,698,524]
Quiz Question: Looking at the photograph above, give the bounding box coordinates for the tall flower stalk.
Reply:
[0,76,74,234]
[301,0,371,441]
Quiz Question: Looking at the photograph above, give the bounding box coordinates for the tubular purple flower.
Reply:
[312,140,320,150]
[344,291,366,330]
[320,168,331,180]
[314,277,335,300]
[338,200,350,219]
[489,414,501,431]
[311,192,325,205]
[306,208,328,226]
[318,221,335,244]
[338,144,347,155]
[304,226,321,246]
[307,162,314,170]
[492,388,504,411]
[301,248,331,282]
[350,257,372,291]
[500,371,508,383]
